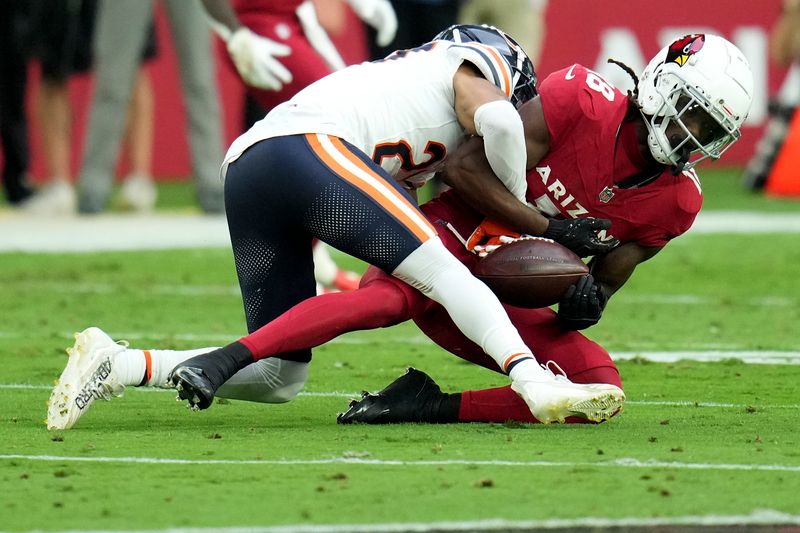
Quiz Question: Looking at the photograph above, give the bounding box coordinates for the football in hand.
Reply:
[473,238,588,308]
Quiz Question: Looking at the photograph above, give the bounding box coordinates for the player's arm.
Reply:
[452,64,528,203]
[557,243,662,330]
[592,242,662,296]
[444,98,617,256]
[199,0,292,90]
[442,137,549,234]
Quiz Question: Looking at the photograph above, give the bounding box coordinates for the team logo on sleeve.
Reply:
[665,34,705,66]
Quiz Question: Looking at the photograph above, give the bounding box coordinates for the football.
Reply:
[473,238,588,308]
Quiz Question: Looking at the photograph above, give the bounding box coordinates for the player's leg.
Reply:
[45,327,310,430]
[339,306,622,424]
[168,134,436,407]
[0,7,33,205]
[172,134,623,423]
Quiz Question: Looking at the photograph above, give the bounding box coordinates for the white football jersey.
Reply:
[223,41,515,189]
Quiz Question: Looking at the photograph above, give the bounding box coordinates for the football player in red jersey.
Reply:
[201,0,397,106]
[336,32,755,424]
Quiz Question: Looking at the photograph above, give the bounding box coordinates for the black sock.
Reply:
[189,341,254,388]
[427,392,461,423]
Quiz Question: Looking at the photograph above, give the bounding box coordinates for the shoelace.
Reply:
[542,360,570,382]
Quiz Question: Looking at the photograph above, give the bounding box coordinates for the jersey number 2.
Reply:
[372,140,446,172]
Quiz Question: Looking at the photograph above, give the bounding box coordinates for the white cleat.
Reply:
[46,327,127,430]
[511,361,625,424]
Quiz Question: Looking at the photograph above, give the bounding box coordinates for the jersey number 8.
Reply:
[585,71,615,102]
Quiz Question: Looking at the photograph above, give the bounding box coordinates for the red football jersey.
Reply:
[233,0,302,16]
[225,0,332,109]
[532,64,703,248]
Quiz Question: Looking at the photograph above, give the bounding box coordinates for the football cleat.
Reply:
[170,366,216,410]
[168,342,253,410]
[511,361,625,424]
[337,368,451,424]
[46,327,126,430]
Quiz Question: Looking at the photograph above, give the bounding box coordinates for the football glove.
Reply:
[347,0,398,47]
[557,274,607,330]
[227,27,293,91]
[542,217,619,258]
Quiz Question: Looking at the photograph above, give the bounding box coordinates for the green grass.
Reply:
[1,169,800,531]
[5,167,800,213]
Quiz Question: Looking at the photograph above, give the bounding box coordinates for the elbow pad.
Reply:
[473,99,528,203]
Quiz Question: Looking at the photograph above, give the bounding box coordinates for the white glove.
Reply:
[227,27,293,91]
[347,0,398,47]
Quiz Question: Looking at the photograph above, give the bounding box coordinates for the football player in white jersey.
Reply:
[47,26,623,431]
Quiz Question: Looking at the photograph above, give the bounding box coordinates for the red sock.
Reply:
[459,386,536,423]
[239,280,412,360]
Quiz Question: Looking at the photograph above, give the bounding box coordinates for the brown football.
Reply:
[473,238,588,308]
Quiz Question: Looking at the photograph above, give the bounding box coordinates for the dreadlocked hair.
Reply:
[607,58,640,100]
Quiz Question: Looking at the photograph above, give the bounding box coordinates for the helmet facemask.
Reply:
[641,72,740,171]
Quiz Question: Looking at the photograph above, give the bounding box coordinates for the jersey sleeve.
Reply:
[445,42,515,100]
[539,64,622,146]
[632,170,703,247]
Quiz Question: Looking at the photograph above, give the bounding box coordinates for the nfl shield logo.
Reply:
[599,186,615,204]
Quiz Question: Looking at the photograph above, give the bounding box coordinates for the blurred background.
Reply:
[0,0,797,212]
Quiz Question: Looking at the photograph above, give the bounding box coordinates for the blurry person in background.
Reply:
[0,1,37,207]
[367,0,460,59]
[21,0,159,215]
[459,0,547,64]
[742,0,800,190]
[201,0,399,292]
[77,0,225,215]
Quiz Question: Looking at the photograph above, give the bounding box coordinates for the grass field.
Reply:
[2,168,800,532]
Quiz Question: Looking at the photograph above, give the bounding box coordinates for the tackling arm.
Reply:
[453,65,529,203]
[442,136,551,235]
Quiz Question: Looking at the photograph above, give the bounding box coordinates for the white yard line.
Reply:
[0,211,799,253]
[2,454,800,473]
[9,510,800,533]
[3,280,797,309]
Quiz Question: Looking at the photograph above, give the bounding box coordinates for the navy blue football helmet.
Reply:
[434,24,538,108]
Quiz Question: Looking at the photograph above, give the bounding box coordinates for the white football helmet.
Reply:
[637,34,754,170]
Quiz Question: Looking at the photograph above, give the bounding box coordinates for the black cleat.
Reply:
[170,366,217,410]
[168,342,254,411]
[337,368,457,424]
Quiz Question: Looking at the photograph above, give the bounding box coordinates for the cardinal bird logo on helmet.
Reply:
[665,34,705,66]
